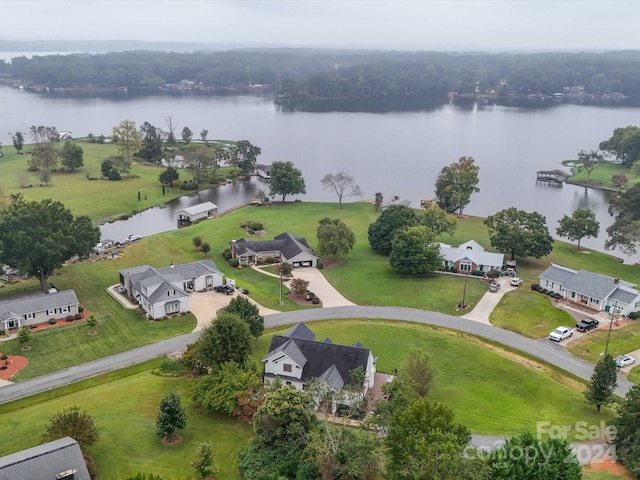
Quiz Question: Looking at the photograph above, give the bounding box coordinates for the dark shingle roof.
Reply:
[234,232,316,260]
[0,437,91,480]
[283,322,316,340]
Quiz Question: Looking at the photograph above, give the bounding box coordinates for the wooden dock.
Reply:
[536,170,566,186]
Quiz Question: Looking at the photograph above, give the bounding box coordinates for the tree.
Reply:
[183,143,216,184]
[42,405,99,451]
[612,173,628,188]
[101,156,128,180]
[584,353,618,412]
[484,207,554,260]
[605,183,640,254]
[192,236,203,250]
[112,120,141,163]
[195,312,253,368]
[164,115,178,146]
[321,171,363,209]
[599,125,640,166]
[389,226,443,275]
[200,241,211,256]
[613,384,640,476]
[219,295,264,338]
[137,121,163,162]
[192,442,219,480]
[39,169,52,186]
[269,160,306,202]
[420,201,457,237]
[398,348,435,398]
[11,131,24,153]
[367,204,420,255]
[386,398,486,480]
[575,149,603,182]
[374,192,383,212]
[316,217,356,257]
[181,126,193,144]
[156,392,187,442]
[29,127,60,172]
[200,129,209,143]
[235,140,262,173]
[159,166,179,186]
[0,195,100,292]
[434,156,480,214]
[556,208,600,250]
[487,431,581,480]
[17,326,31,345]
[192,360,263,415]
[60,141,84,171]
[290,277,310,296]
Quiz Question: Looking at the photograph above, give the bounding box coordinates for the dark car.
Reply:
[214,285,234,295]
[575,318,599,332]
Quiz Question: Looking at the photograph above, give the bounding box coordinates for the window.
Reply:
[459,262,471,272]
[23,312,34,320]
[283,363,292,373]
[60,305,69,313]
[46,308,57,316]
[165,302,180,314]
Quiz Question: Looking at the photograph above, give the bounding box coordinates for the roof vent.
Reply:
[56,469,75,480]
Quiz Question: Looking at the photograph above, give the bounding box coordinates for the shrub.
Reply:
[229,259,240,267]
[66,315,75,322]
[312,297,320,305]
[486,270,500,279]
[247,229,255,235]
[280,262,293,276]
[629,311,639,320]
[222,248,232,260]
[450,267,458,273]
[17,327,31,345]
[180,183,198,190]
[74,313,82,320]
[316,260,324,269]
[48,318,57,325]
[471,270,484,276]
[86,316,97,327]
[265,256,276,264]
[78,306,84,313]
[531,284,539,291]
[0,354,7,360]
[291,278,310,296]
[251,222,263,231]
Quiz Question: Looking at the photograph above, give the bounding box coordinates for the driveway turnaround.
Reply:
[0,306,633,405]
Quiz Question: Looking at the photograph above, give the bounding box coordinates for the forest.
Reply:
[4,49,640,100]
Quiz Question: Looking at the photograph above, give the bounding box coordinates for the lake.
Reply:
[2,86,639,262]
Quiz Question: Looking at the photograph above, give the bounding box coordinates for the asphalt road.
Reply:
[0,306,633,406]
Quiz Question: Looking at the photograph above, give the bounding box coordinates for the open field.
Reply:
[564,159,640,190]
[567,321,640,364]
[0,320,616,479]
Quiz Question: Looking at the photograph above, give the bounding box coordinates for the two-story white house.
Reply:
[118,260,223,319]
[539,263,640,316]
[262,322,376,412]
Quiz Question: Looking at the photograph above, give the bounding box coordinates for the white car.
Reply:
[549,326,573,342]
[510,277,523,287]
[616,355,636,368]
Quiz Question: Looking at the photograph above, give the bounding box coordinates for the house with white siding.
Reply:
[0,290,80,332]
[231,232,319,267]
[539,263,640,316]
[440,240,504,273]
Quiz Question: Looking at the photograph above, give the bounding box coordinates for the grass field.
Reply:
[567,321,640,364]
[0,320,616,479]
[564,159,640,190]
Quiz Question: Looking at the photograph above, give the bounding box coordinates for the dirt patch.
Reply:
[584,459,633,479]
[286,292,322,307]
[0,351,29,381]
[160,433,183,446]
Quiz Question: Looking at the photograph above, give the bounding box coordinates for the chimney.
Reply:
[231,240,237,258]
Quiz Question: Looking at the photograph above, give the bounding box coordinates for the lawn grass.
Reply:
[564,159,640,189]
[256,320,614,436]
[490,289,576,338]
[566,321,640,364]
[582,469,631,480]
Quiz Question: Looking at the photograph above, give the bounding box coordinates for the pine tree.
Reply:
[156,392,187,442]
[585,353,618,411]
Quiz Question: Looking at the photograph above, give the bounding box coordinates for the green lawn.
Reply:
[0,320,616,479]
[567,321,640,364]
[564,159,640,189]
[490,289,576,338]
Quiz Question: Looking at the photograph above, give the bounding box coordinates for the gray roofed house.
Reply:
[0,436,90,480]
[539,263,640,315]
[262,322,377,412]
[177,202,218,225]
[231,232,319,268]
[439,240,504,273]
[0,290,80,332]
[118,260,223,320]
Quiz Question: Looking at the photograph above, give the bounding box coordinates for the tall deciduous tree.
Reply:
[181,126,193,144]
[112,120,141,163]
[156,392,187,442]
[0,195,100,292]
[484,207,554,260]
[42,405,99,451]
[605,183,640,254]
[60,141,84,172]
[421,202,457,237]
[398,348,436,398]
[235,140,262,173]
[575,149,604,181]
[195,312,253,368]
[29,126,60,171]
[434,156,480,214]
[321,171,363,209]
[163,115,178,146]
[584,353,618,412]
[388,226,442,275]
[367,204,421,255]
[487,431,581,480]
[269,161,306,202]
[219,295,264,338]
[192,442,219,480]
[316,217,356,257]
[556,208,600,250]
[137,121,163,162]
[183,143,216,184]
[613,383,640,476]
[200,129,209,143]
[374,192,383,212]
[599,125,640,166]
[386,399,486,480]
[11,131,24,153]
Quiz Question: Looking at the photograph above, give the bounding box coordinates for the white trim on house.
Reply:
[439,241,504,272]
[0,290,80,332]
[177,202,218,224]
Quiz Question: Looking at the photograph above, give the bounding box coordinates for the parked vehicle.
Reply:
[127,234,142,242]
[214,285,234,295]
[510,277,523,287]
[575,318,599,332]
[489,282,500,292]
[615,355,636,368]
[549,326,573,342]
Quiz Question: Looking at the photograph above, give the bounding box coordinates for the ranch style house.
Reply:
[0,290,80,332]
[230,232,319,268]
[439,240,505,273]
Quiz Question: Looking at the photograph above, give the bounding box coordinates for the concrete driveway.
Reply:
[285,268,355,308]
[461,276,518,324]
[189,290,280,331]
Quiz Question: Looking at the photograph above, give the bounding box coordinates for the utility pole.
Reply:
[279,258,284,306]
[459,273,468,309]
[604,301,617,356]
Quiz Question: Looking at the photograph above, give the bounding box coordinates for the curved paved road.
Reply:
[0,306,632,405]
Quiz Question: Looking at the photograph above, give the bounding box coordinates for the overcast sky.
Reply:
[1,0,639,52]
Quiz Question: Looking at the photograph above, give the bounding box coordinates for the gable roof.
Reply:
[458,240,484,251]
[233,232,317,260]
[283,322,316,340]
[0,436,91,480]
[0,290,79,320]
[539,264,577,285]
[178,202,218,216]
[266,325,371,386]
[439,242,504,267]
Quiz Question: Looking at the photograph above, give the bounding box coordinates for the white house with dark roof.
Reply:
[440,240,504,273]
[118,260,223,319]
[262,322,376,411]
[231,232,319,267]
[0,436,90,480]
[0,290,80,332]
[539,263,640,315]
[255,164,272,180]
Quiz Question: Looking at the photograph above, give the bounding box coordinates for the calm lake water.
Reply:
[2,86,639,262]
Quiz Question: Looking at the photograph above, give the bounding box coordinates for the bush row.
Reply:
[532,284,562,298]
